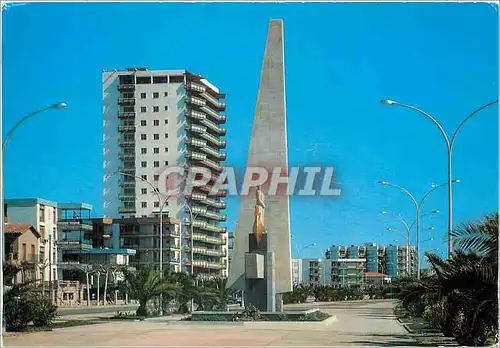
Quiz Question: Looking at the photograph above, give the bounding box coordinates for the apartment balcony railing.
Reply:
[118,125,136,133]
[185,151,207,161]
[119,194,136,201]
[57,239,93,250]
[200,132,226,148]
[58,219,93,231]
[201,146,226,160]
[201,158,223,172]
[117,84,135,91]
[186,95,206,107]
[185,109,206,121]
[119,207,136,213]
[184,259,225,270]
[203,197,226,209]
[188,233,226,245]
[187,124,207,134]
[119,153,136,160]
[201,118,227,136]
[201,105,226,124]
[186,136,206,148]
[200,92,226,111]
[118,112,136,119]
[186,82,206,93]
[185,246,225,257]
[119,181,136,187]
[190,220,227,234]
[57,261,87,270]
[118,98,135,105]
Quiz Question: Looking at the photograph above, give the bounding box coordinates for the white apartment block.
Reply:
[102,68,228,277]
[5,198,58,282]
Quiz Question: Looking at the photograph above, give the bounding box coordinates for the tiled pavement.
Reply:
[5,300,419,346]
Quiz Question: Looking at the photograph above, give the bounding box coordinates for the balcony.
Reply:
[118,167,135,174]
[186,192,207,201]
[186,246,225,257]
[201,106,226,124]
[185,109,206,121]
[119,207,136,214]
[201,118,226,136]
[186,82,206,93]
[119,139,135,147]
[118,84,135,91]
[200,158,223,172]
[203,197,226,209]
[189,233,226,245]
[185,151,207,161]
[187,124,207,134]
[57,239,93,250]
[186,95,206,107]
[200,92,226,111]
[186,136,206,148]
[119,194,136,201]
[200,132,226,148]
[119,153,135,160]
[118,98,135,105]
[57,261,87,270]
[118,112,136,119]
[119,181,136,187]
[118,125,136,133]
[7,253,42,264]
[187,206,226,221]
[184,259,225,270]
[201,145,226,160]
[58,219,93,231]
[190,220,226,233]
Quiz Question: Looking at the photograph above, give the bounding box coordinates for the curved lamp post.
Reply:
[379,180,457,279]
[1,103,67,342]
[380,99,497,257]
[118,171,170,316]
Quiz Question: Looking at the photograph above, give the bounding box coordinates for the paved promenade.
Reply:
[5,300,417,346]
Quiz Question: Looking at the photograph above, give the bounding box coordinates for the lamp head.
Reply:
[380,99,397,105]
[378,180,388,185]
[380,210,388,215]
[53,103,67,109]
[453,179,461,183]
[432,210,440,214]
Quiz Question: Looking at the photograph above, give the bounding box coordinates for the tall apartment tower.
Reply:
[102,68,228,277]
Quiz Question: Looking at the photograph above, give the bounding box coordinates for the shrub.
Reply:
[31,294,57,327]
[4,292,32,331]
[242,304,262,321]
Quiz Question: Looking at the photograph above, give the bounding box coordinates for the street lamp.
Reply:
[118,172,170,316]
[1,102,67,343]
[380,99,497,257]
[378,180,457,279]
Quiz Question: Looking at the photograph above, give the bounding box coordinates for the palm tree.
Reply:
[119,266,179,316]
[399,213,498,346]
[206,277,236,311]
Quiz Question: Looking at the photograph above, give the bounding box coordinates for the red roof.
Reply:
[365,272,390,278]
[4,224,40,238]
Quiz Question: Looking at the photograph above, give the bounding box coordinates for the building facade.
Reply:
[4,223,41,284]
[102,68,228,277]
[5,198,58,283]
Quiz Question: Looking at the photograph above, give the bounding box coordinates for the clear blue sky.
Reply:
[3,2,498,261]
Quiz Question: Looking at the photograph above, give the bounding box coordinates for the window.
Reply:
[141,175,147,180]
[140,120,147,126]
[140,106,147,113]
[137,76,152,84]
[153,92,159,99]
[141,148,147,154]
[153,106,159,113]
[153,134,159,140]
[141,134,147,140]
[153,76,167,84]
[164,133,168,139]
[164,147,168,152]
[154,161,160,168]
[164,161,169,166]
[153,120,159,126]
[164,106,168,111]
[154,202,160,208]
[53,209,56,223]
[141,161,147,168]
[140,93,146,99]
[154,174,160,181]
[164,119,168,124]
[40,226,46,240]
[153,147,159,154]
[141,188,147,195]
[39,205,45,222]
[164,92,168,97]
[141,202,147,208]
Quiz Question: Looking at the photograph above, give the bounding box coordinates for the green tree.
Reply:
[119,266,179,316]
